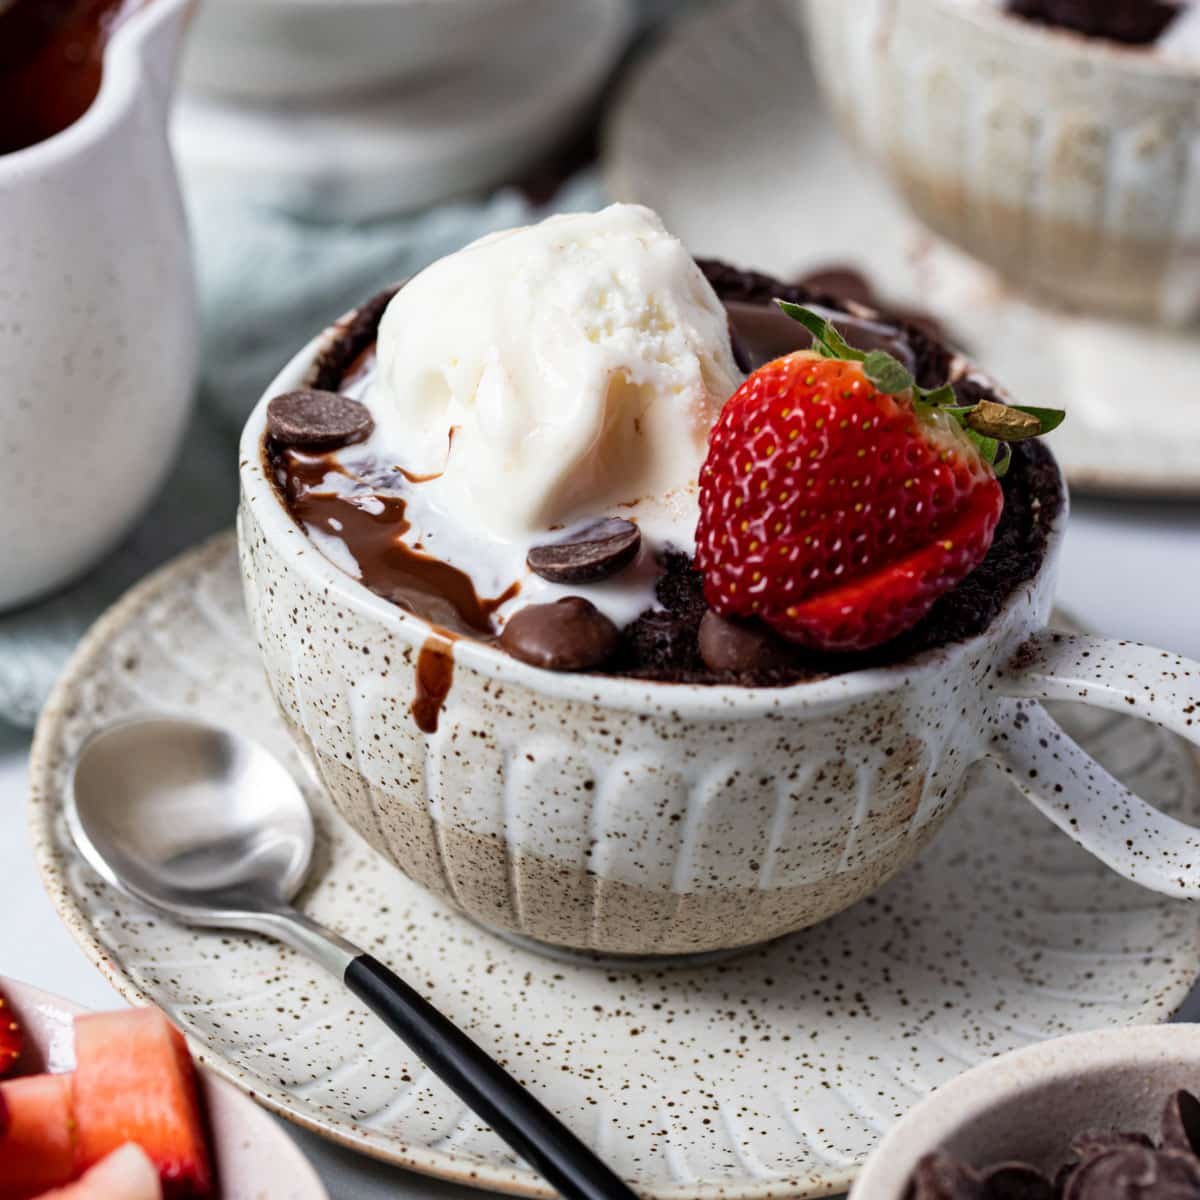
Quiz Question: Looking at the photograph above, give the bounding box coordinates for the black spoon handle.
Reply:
[345,954,639,1200]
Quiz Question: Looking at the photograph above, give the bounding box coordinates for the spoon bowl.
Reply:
[68,717,313,922]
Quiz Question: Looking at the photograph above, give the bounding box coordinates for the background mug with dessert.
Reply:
[239,207,1200,960]
[801,0,1200,324]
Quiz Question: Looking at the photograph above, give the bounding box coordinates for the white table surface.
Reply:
[2,495,1199,1196]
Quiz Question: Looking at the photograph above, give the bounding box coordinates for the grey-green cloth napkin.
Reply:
[0,171,604,729]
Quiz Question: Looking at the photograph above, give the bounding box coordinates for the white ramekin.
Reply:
[851,1025,1200,1200]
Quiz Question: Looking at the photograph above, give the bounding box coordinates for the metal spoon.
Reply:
[67,716,638,1200]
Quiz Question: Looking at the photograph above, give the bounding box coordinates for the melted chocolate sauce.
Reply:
[0,0,143,155]
[276,448,517,636]
[412,636,455,733]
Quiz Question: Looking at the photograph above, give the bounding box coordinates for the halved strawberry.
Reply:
[695,304,1064,653]
[0,1073,78,1200]
[0,987,24,1077]
[35,1145,162,1200]
[72,1010,212,1198]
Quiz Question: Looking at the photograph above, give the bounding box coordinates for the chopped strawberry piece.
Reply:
[34,1145,162,1200]
[0,987,24,1077]
[0,1074,77,1200]
[72,1011,212,1199]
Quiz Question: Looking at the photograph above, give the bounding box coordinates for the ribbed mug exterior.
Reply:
[801,0,1200,325]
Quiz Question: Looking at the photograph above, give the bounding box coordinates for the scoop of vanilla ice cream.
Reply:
[371,204,742,541]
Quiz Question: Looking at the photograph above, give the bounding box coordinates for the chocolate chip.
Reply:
[1161,1092,1200,1159]
[701,258,960,385]
[982,1163,1055,1200]
[500,597,619,671]
[527,519,641,584]
[819,309,918,376]
[698,611,784,673]
[724,300,812,371]
[894,308,956,351]
[308,286,400,392]
[267,390,374,449]
[1070,1132,1154,1161]
[910,1153,985,1200]
[1055,1163,1080,1198]
[1063,1147,1200,1200]
[795,266,876,307]
[724,298,916,375]
[728,312,753,375]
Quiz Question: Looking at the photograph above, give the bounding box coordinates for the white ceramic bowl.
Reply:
[798,0,1200,325]
[174,0,632,221]
[183,0,558,100]
[851,1025,1200,1200]
[0,0,196,610]
[237,306,1200,959]
[1,976,327,1199]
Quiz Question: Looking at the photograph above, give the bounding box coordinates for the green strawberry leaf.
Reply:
[775,301,865,363]
[862,350,914,396]
[967,431,999,466]
[921,382,958,408]
[1010,405,1066,435]
[773,301,1065,471]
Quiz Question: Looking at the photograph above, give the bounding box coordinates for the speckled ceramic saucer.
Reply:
[604,0,1200,498]
[31,534,1200,1199]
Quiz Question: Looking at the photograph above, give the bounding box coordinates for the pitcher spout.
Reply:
[108,0,194,114]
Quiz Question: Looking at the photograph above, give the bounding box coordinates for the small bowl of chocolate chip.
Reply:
[798,0,1200,324]
[851,1026,1200,1200]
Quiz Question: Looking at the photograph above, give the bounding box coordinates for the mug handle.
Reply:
[987,630,1200,897]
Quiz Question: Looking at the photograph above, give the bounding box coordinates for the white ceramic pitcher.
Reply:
[0,0,196,610]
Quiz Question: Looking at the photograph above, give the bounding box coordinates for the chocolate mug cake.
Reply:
[263,207,1062,699]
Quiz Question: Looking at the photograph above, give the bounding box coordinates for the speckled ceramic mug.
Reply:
[237,329,1200,959]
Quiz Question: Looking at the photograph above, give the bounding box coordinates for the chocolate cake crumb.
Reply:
[654,551,708,621]
[619,609,702,674]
